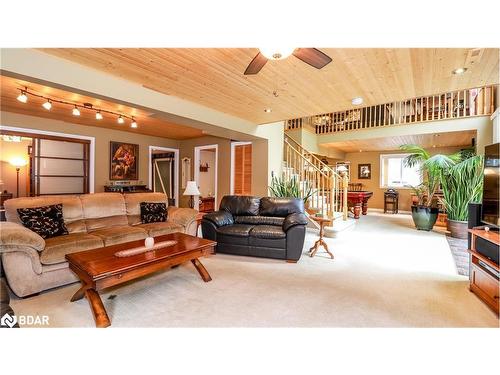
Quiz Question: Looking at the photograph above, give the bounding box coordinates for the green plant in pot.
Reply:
[269,175,314,207]
[439,154,483,239]
[401,145,456,231]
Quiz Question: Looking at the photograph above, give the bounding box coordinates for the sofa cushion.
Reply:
[259,197,304,217]
[41,233,104,265]
[89,225,147,246]
[220,196,260,216]
[216,224,254,246]
[81,193,128,231]
[234,215,285,226]
[4,195,85,233]
[17,204,69,239]
[249,225,286,239]
[140,202,167,223]
[249,225,286,249]
[125,192,168,225]
[136,221,183,237]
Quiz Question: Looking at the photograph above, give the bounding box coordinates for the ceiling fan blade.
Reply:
[244,52,268,75]
[293,48,332,69]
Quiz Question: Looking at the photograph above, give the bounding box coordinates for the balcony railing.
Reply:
[285,85,496,135]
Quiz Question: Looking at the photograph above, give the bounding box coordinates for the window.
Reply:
[380,153,422,188]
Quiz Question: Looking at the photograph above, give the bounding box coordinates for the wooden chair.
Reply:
[384,189,399,214]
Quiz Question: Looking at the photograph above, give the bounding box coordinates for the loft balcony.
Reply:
[285,85,497,135]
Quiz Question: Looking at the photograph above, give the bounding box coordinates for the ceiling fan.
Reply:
[244,48,332,75]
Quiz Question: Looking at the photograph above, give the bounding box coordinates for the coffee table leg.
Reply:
[191,258,212,282]
[85,289,111,328]
[70,282,90,302]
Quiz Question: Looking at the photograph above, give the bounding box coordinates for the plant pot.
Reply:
[447,219,468,239]
[411,205,439,231]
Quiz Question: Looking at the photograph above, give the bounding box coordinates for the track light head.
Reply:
[131,118,138,128]
[72,106,80,116]
[117,115,124,124]
[96,111,103,120]
[42,99,52,110]
[17,90,28,103]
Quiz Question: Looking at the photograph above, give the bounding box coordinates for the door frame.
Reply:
[194,144,218,211]
[230,141,252,195]
[148,145,179,207]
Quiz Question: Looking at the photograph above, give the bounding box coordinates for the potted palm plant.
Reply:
[269,175,314,209]
[401,145,456,231]
[440,154,483,238]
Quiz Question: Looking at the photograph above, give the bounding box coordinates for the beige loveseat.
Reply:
[0,192,197,297]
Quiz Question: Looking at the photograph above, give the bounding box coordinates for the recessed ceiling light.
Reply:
[352,97,363,105]
[452,67,467,75]
[264,108,272,113]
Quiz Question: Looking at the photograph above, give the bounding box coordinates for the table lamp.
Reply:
[10,157,28,197]
[183,181,201,208]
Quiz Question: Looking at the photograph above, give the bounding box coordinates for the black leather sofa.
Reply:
[201,196,308,262]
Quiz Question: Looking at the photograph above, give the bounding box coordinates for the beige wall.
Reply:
[1,111,180,194]
[198,149,216,197]
[343,146,464,212]
[0,137,32,197]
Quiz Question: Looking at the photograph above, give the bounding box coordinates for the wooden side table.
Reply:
[309,216,334,259]
[195,212,207,237]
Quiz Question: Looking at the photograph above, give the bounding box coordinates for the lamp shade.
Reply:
[183,181,201,196]
[9,157,28,168]
[336,165,348,173]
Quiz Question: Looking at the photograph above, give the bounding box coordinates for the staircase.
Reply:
[282,136,351,233]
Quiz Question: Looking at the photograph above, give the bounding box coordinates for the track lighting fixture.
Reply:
[42,99,52,110]
[17,89,28,103]
[15,86,136,126]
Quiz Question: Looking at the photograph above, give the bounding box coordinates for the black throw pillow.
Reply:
[140,202,167,224]
[17,204,69,239]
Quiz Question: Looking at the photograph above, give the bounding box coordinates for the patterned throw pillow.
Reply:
[17,204,69,239]
[140,202,167,224]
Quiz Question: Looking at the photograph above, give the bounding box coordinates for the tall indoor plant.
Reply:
[440,154,484,238]
[400,145,456,231]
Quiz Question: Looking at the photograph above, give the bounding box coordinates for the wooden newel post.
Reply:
[342,173,348,220]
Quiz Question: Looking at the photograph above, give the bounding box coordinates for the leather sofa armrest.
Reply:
[167,206,198,231]
[0,222,45,252]
[202,210,234,227]
[283,213,308,232]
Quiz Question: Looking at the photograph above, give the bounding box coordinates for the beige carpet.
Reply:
[9,212,499,327]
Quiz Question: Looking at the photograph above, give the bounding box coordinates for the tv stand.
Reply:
[468,229,499,315]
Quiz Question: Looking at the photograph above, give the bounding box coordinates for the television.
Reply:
[482,143,500,228]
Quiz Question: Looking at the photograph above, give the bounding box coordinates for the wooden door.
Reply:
[233,144,252,195]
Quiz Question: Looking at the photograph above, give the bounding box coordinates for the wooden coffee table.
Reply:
[66,232,216,328]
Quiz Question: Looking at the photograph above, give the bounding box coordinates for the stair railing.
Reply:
[283,136,348,220]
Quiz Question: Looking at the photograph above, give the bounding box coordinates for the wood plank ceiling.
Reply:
[321,130,477,153]
[40,48,499,124]
[0,75,203,140]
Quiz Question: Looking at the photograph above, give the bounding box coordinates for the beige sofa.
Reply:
[0,192,197,297]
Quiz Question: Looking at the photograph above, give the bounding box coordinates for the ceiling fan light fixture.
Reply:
[259,47,295,61]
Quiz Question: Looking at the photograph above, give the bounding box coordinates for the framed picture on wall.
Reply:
[335,161,351,179]
[358,163,371,179]
[110,141,139,180]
